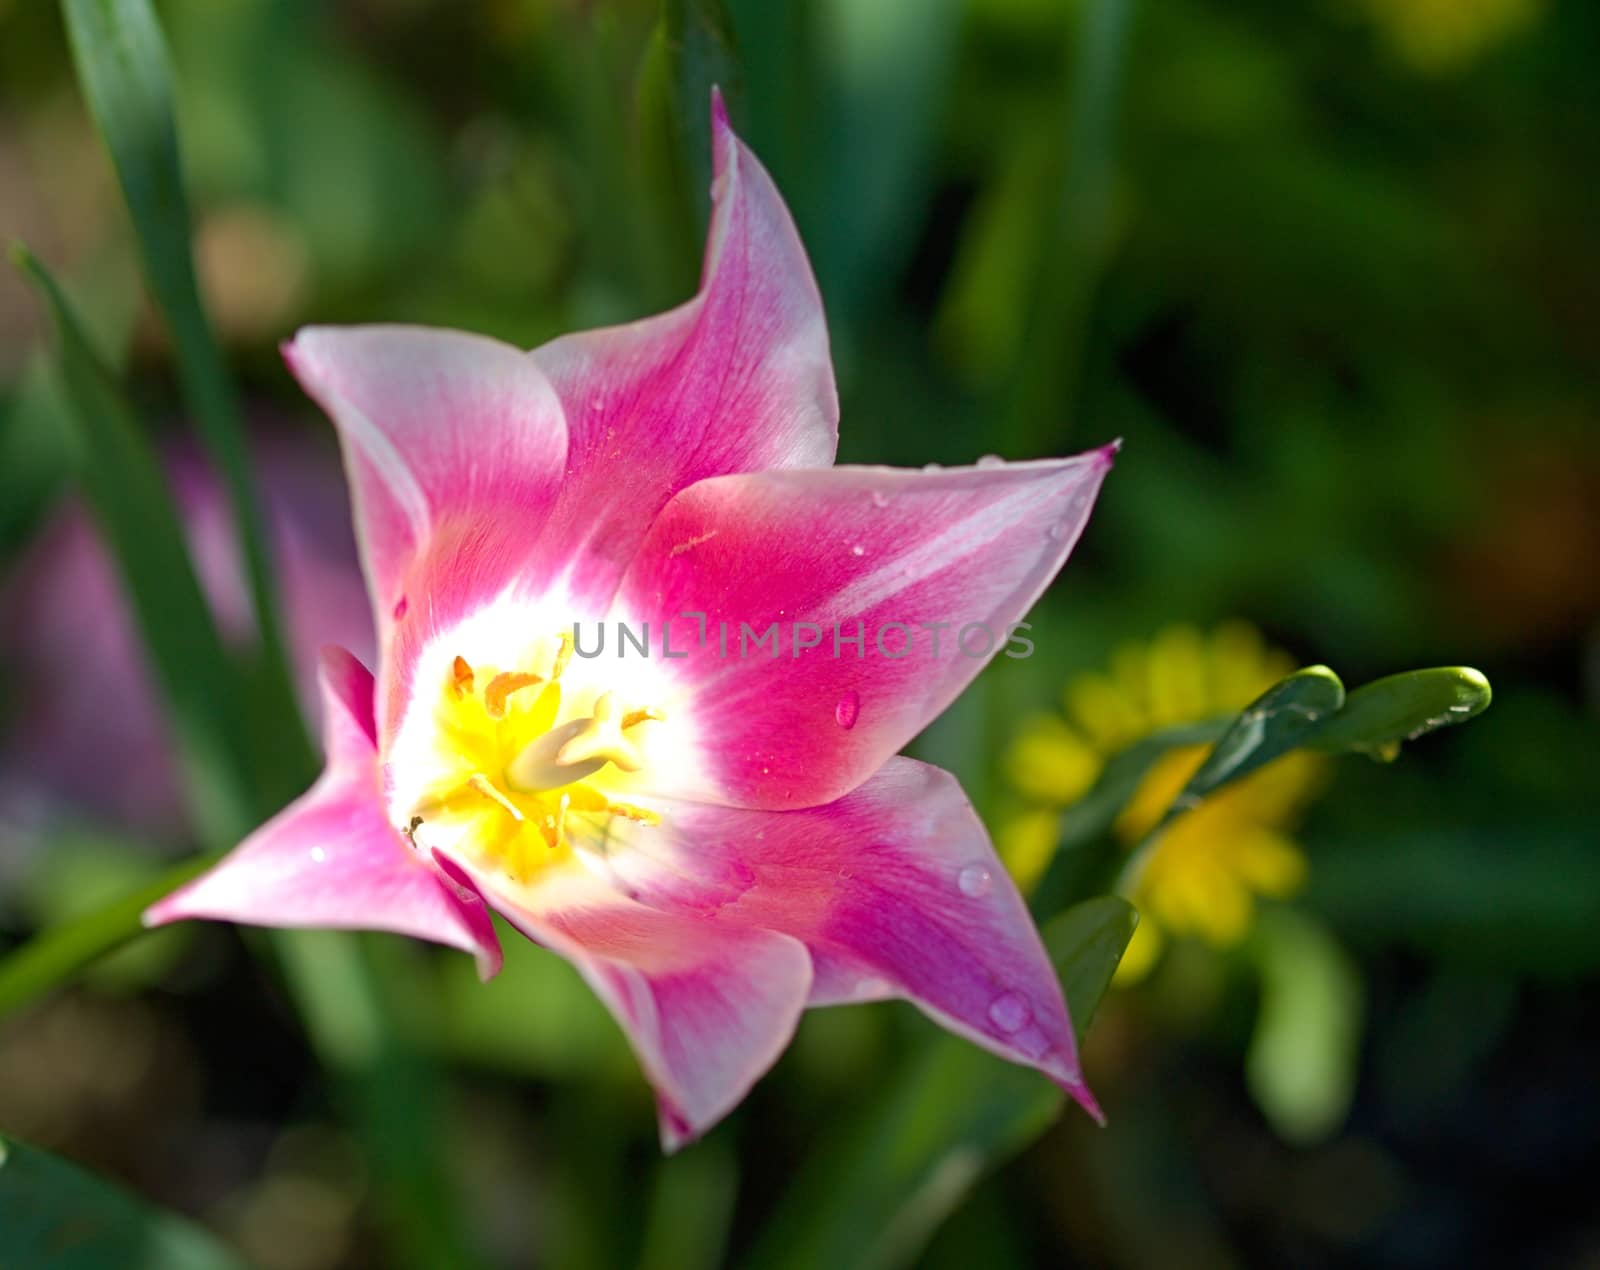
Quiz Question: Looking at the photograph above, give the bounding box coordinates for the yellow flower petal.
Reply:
[996,808,1061,894]
[1147,624,1209,727]
[1228,828,1308,899]
[1066,670,1145,752]
[1004,715,1102,804]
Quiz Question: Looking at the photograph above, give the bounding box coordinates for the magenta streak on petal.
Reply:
[449,853,812,1150]
[612,449,1114,810]
[144,648,502,980]
[523,89,838,616]
[604,757,1099,1120]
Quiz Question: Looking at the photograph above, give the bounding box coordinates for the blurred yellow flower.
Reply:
[999,623,1329,983]
[1352,0,1544,73]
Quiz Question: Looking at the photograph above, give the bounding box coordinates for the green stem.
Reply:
[0,852,220,1020]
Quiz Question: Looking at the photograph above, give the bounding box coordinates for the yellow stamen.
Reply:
[467,773,523,821]
[551,632,574,681]
[405,644,668,884]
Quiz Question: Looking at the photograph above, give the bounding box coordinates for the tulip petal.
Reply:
[283,326,569,732]
[614,449,1114,809]
[145,648,502,979]
[528,92,838,612]
[607,758,1098,1118]
[454,856,811,1150]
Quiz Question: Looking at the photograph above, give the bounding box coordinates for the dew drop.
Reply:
[309,846,327,864]
[834,691,860,730]
[988,991,1031,1034]
[850,543,865,557]
[922,461,943,473]
[869,489,890,508]
[1009,1023,1052,1060]
[976,453,1004,468]
[392,595,409,621]
[957,863,993,898]
[1045,521,1066,542]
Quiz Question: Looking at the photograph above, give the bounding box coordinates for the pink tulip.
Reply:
[147,95,1114,1148]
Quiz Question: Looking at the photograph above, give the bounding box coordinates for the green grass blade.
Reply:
[59,0,310,773]
[12,244,254,842]
[0,852,220,1020]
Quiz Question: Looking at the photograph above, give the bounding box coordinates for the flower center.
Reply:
[400,633,663,883]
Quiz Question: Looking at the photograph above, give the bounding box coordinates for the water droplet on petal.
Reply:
[392,595,409,621]
[855,975,892,999]
[1045,522,1065,542]
[922,461,943,472]
[1009,1023,1052,1060]
[869,489,890,508]
[851,543,865,557]
[988,991,1031,1034]
[835,691,860,730]
[957,863,993,897]
[309,847,327,864]
[976,453,1004,468]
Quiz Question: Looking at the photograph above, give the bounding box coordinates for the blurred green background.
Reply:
[0,0,1596,1267]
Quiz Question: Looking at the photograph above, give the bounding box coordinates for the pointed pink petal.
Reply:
[609,758,1097,1118]
[145,648,501,979]
[452,856,811,1149]
[282,326,569,735]
[615,448,1114,809]
[526,94,838,612]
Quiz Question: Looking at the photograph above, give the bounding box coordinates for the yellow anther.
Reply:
[555,692,646,773]
[451,655,475,698]
[621,706,666,730]
[484,671,543,718]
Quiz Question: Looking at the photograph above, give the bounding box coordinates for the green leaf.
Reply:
[1173,665,1345,808]
[1045,895,1142,1042]
[0,1134,248,1270]
[746,897,1136,1270]
[1245,908,1363,1145]
[1307,666,1492,759]
[11,244,252,845]
[60,0,311,788]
